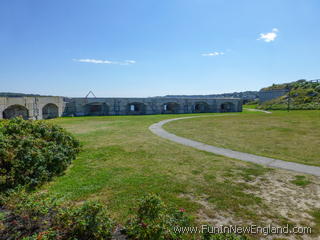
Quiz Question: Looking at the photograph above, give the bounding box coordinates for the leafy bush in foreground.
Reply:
[124,194,193,239]
[0,190,59,240]
[55,201,114,240]
[0,190,114,240]
[124,194,249,240]
[0,117,80,191]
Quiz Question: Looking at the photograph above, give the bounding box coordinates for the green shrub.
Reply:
[55,201,114,240]
[0,188,59,219]
[0,117,80,191]
[125,194,193,239]
[0,190,114,240]
[0,189,60,240]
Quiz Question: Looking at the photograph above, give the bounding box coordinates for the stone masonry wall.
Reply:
[0,96,242,120]
[0,97,65,120]
[64,97,242,116]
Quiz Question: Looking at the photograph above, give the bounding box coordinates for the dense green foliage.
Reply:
[55,201,114,240]
[0,190,114,240]
[125,194,193,239]
[0,117,80,191]
[0,189,59,240]
[124,194,249,240]
[259,79,320,110]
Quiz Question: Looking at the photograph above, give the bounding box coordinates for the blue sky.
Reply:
[0,0,319,97]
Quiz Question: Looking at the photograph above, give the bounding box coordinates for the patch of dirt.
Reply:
[180,169,320,240]
[180,193,241,226]
[243,170,320,226]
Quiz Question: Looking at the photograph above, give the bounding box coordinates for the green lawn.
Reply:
[43,114,275,223]
[164,110,320,166]
[243,104,258,109]
[39,112,320,238]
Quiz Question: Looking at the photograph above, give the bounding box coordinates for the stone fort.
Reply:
[0,96,242,120]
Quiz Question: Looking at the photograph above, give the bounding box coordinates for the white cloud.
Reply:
[73,58,136,65]
[201,51,225,57]
[257,28,279,42]
[124,60,136,64]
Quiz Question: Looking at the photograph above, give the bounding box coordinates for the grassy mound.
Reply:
[259,79,320,110]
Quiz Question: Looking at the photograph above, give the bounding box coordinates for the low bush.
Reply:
[0,189,59,240]
[0,117,80,191]
[124,194,249,240]
[55,201,114,240]
[0,190,114,240]
[125,194,193,239]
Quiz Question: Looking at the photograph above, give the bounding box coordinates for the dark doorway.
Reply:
[127,102,146,115]
[84,103,109,116]
[194,102,209,113]
[3,105,29,120]
[220,102,235,112]
[162,102,180,114]
[42,103,59,119]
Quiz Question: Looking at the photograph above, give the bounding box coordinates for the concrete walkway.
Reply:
[149,115,320,177]
[243,108,272,114]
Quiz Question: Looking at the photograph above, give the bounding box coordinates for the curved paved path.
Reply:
[243,108,272,114]
[149,115,320,177]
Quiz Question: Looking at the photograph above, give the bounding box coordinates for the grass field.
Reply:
[41,111,320,238]
[46,114,266,222]
[165,110,320,166]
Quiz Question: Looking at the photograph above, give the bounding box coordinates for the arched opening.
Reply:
[127,102,146,115]
[84,102,109,116]
[220,102,235,112]
[162,102,180,114]
[194,102,209,113]
[3,105,29,120]
[42,103,59,119]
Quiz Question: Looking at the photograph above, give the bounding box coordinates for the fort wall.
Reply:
[0,96,242,120]
[258,89,288,103]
